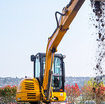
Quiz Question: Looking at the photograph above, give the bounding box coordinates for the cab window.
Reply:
[52,57,62,90]
[35,57,40,78]
[53,57,62,76]
[42,56,63,91]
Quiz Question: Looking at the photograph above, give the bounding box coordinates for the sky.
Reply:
[0,0,102,78]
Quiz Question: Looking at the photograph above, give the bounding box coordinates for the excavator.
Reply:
[16,0,103,104]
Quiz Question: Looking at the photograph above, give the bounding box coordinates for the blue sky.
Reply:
[0,0,99,78]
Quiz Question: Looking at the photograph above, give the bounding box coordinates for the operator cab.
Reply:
[31,53,65,92]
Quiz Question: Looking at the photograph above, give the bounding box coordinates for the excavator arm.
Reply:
[42,0,85,101]
[16,0,105,103]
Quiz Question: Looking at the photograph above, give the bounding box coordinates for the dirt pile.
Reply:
[90,0,105,79]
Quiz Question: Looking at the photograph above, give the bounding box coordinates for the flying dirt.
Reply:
[90,0,105,79]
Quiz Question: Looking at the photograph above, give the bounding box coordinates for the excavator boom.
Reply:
[42,0,85,100]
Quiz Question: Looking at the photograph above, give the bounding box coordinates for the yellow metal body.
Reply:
[52,92,66,101]
[16,78,40,102]
[16,78,66,102]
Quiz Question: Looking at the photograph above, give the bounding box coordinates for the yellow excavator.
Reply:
[16,0,103,103]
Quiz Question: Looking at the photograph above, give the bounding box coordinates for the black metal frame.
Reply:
[31,53,65,92]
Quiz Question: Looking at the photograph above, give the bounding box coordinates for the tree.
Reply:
[81,78,105,104]
[65,83,81,103]
[0,85,17,103]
